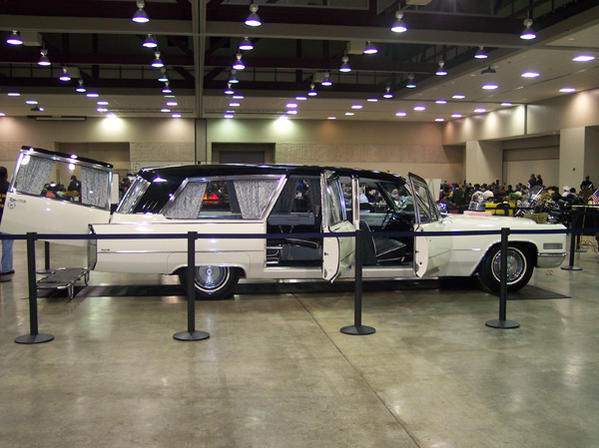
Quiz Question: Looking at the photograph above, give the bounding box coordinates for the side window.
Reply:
[326,177,346,227]
[117,177,150,213]
[410,176,439,224]
[378,181,414,215]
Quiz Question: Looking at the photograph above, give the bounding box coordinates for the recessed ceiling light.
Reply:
[345,112,355,116]
[572,54,595,62]
[172,113,182,118]
[435,99,447,104]
[451,113,463,118]
[452,94,466,99]
[474,107,486,113]
[164,94,175,98]
[7,91,21,97]
[413,105,426,111]
[521,71,540,78]
[97,100,109,106]
[96,107,108,113]
[559,86,576,93]
[161,108,171,113]
[296,95,307,101]
[328,116,336,120]
[86,92,99,98]
[367,98,378,102]
[232,94,244,99]
[435,117,445,122]
[286,109,298,115]
[25,99,38,105]
[229,102,240,107]
[0,112,5,117]
[223,113,234,118]
[351,104,363,109]
[482,83,499,90]
[286,102,298,108]
[166,101,178,107]
[501,102,513,106]
[395,111,407,117]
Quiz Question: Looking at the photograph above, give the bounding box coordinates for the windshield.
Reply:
[408,173,439,224]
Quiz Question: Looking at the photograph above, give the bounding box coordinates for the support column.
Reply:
[194,118,208,163]
[559,127,585,190]
[465,140,503,184]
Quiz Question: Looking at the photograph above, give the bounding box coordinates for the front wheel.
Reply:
[179,266,239,299]
[478,245,534,292]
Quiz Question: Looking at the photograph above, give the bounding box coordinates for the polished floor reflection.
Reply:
[1,240,598,447]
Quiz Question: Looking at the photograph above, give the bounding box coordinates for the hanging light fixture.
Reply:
[435,60,448,76]
[132,0,149,23]
[405,74,416,89]
[339,55,351,73]
[363,41,378,55]
[162,83,172,94]
[238,37,254,51]
[224,83,234,95]
[245,3,262,27]
[307,83,318,96]
[157,68,168,82]
[321,72,333,87]
[383,86,393,99]
[228,70,239,84]
[474,46,488,59]
[59,67,71,82]
[232,53,246,70]
[391,10,407,33]
[75,79,86,93]
[143,34,157,48]
[151,51,164,68]
[38,47,51,66]
[520,18,536,40]
[6,30,23,46]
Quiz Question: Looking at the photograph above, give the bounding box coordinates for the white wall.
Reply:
[502,135,559,187]
[465,140,502,184]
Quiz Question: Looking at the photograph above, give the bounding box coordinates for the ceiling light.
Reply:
[245,3,262,27]
[172,113,181,118]
[132,0,149,23]
[228,70,239,84]
[143,34,157,48]
[559,86,576,93]
[287,109,298,115]
[229,102,240,107]
[521,71,540,78]
[25,99,38,105]
[452,94,465,99]
[482,83,498,90]
[6,30,23,46]
[367,98,378,102]
[481,65,496,75]
[151,51,164,68]
[7,91,20,97]
[38,48,51,66]
[232,53,245,70]
[239,37,254,51]
[520,18,536,40]
[451,113,463,118]
[339,55,351,73]
[435,99,447,104]
[406,74,416,88]
[75,81,87,92]
[161,108,171,113]
[286,102,298,108]
[307,83,317,96]
[435,60,448,76]
[162,83,173,94]
[363,41,378,55]
[391,10,407,33]
[383,86,393,99]
[96,107,108,113]
[474,46,488,59]
[166,100,178,107]
[321,72,333,87]
[327,116,336,120]
[164,94,175,98]
[572,54,595,62]
[31,105,44,112]
[232,94,244,99]
[501,102,513,106]
[474,107,486,113]
[395,111,407,117]
[351,104,363,109]
[0,112,5,117]
[97,100,109,106]
[296,95,307,101]
[59,67,71,82]
[435,118,445,122]
[223,113,234,119]
[345,112,355,116]
[157,69,169,82]
[86,92,99,98]
[413,105,426,111]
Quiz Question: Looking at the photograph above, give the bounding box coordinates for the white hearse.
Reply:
[1,146,566,298]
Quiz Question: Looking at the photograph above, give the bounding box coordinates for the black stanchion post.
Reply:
[36,241,53,274]
[15,233,54,344]
[341,229,375,335]
[173,231,210,341]
[561,211,582,271]
[486,228,520,329]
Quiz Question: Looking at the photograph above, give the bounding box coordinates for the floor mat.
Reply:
[502,285,571,300]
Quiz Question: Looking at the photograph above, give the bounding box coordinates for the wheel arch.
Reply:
[475,239,538,274]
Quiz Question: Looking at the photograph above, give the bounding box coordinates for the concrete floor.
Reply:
[1,240,598,448]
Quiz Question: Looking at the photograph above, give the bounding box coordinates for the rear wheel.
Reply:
[179,266,239,299]
[478,245,534,292]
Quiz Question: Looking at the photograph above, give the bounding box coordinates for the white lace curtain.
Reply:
[233,179,280,219]
[14,156,55,195]
[81,166,110,210]
[165,182,207,219]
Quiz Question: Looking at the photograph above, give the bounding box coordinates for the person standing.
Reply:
[0,166,14,281]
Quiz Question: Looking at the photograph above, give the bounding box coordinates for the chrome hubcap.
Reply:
[194,266,228,291]
[492,249,526,284]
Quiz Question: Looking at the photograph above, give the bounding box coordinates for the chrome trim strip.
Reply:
[536,252,567,268]
[100,249,264,255]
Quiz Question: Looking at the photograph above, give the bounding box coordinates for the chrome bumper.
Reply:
[536,252,567,268]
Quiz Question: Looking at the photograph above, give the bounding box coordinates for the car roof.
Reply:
[138,163,406,184]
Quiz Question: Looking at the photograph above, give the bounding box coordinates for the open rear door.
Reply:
[0,147,113,246]
[321,171,355,281]
[408,172,451,278]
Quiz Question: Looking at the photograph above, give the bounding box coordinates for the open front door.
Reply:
[408,172,451,278]
[321,171,355,281]
[0,147,113,246]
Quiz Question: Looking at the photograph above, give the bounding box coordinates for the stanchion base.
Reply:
[173,330,210,341]
[340,325,376,335]
[15,333,54,344]
[485,319,520,329]
[561,266,583,271]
